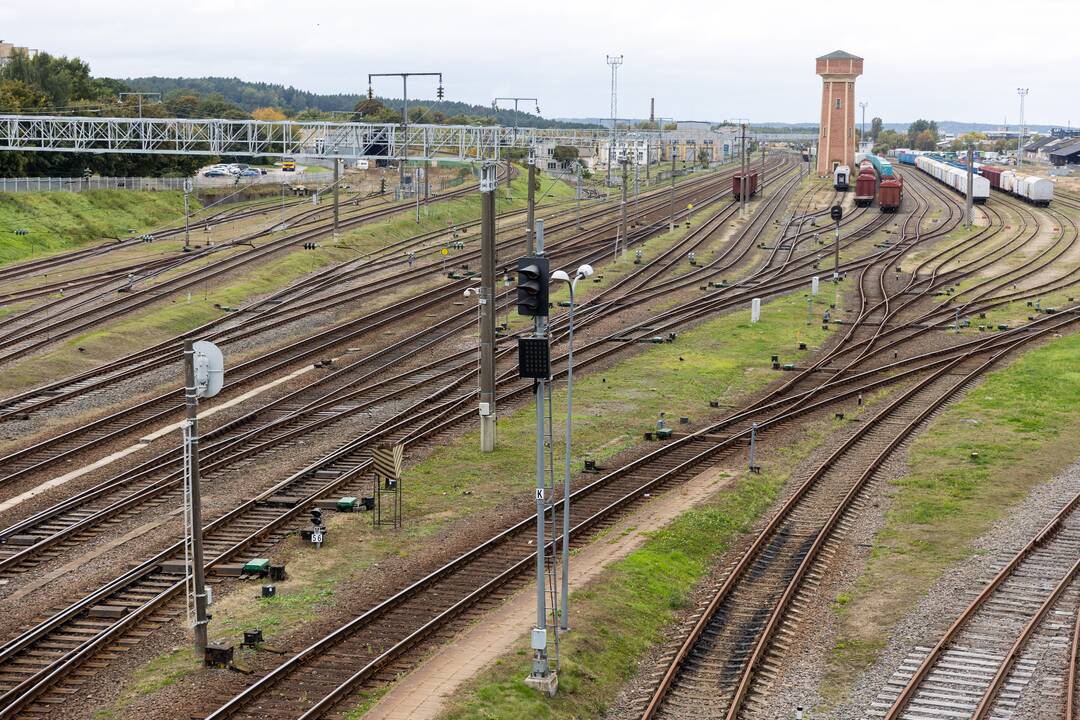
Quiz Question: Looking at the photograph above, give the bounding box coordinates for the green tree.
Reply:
[698,148,710,166]
[914,129,937,151]
[907,119,938,147]
[870,117,883,140]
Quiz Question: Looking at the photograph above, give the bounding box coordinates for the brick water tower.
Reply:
[815,50,863,175]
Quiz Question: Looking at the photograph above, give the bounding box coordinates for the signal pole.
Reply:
[184,341,208,655]
[859,101,868,148]
[479,163,498,452]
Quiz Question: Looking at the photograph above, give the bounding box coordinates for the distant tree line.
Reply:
[123,76,601,129]
[0,54,603,178]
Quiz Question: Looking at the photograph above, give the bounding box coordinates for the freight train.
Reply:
[732,170,759,200]
[979,166,1053,206]
[912,155,989,203]
[851,153,903,212]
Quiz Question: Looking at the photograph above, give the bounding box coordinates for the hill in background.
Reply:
[121,76,602,129]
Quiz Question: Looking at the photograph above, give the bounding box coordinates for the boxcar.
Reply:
[854,167,877,207]
[879,174,903,212]
[732,170,759,200]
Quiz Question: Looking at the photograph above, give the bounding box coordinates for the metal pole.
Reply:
[280,181,285,229]
[634,153,640,219]
[415,167,421,223]
[560,281,574,632]
[479,167,497,453]
[526,155,536,253]
[531,219,552,684]
[333,158,340,241]
[184,341,209,656]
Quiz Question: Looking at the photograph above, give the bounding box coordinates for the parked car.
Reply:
[202,169,230,177]
[239,169,261,177]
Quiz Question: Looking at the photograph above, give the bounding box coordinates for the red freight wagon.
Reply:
[854,169,877,207]
[732,170,758,200]
[879,174,903,212]
[979,165,1005,189]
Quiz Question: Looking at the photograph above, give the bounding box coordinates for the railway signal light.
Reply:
[830,205,843,222]
[516,256,549,317]
[436,84,444,100]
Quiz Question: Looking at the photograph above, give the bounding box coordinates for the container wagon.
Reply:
[732,170,759,200]
[914,155,989,203]
[833,165,850,191]
[868,154,895,178]
[879,173,903,212]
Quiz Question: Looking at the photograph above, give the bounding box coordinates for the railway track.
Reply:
[0,162,802,572]
[874,488,1080,720]
[14,158,1062,720]
[0,163,765,488]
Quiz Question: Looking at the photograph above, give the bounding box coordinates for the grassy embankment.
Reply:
[822,327,1080,706]
[0,170,573,392]
[0,190,192,266]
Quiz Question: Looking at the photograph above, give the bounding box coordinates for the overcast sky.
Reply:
[3,0,1076,126]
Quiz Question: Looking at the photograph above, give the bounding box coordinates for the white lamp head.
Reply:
[550,270,571,283]
[576,264,594,279]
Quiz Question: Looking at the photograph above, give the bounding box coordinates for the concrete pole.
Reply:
[183,341,209,656]
[575,163,582,231]
[526,157,537,254]
[479,171,497,452]
[669,149,676,232]
[183,192,190,250]
[965,142,975,228]
[620,159,629,258]
[740,124,748,216]
[333,159,340,242]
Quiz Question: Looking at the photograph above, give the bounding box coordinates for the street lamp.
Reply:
[549,263,594,633]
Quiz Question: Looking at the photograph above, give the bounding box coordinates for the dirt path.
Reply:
[362,462,737,720]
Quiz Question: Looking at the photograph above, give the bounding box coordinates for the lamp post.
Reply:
[1017,88,1029,167]
[550,263,594,633]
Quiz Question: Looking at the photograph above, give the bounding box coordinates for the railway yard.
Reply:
[0,35,1079,720]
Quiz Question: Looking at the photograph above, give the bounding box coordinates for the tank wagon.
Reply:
[914,155,989,203]
[979,165,1054,206]
[732,170,759,200]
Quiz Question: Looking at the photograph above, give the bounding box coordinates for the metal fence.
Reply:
[0,173,342,193]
